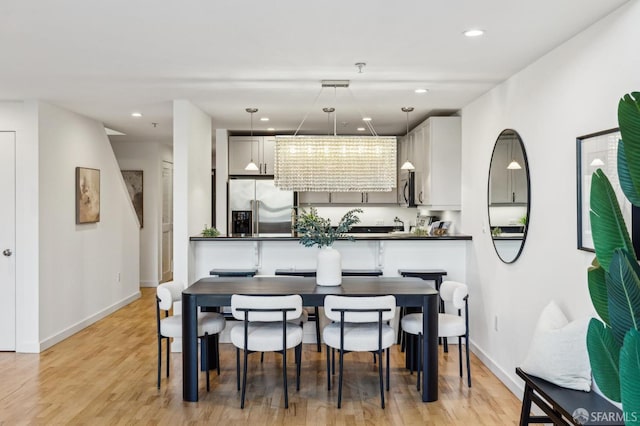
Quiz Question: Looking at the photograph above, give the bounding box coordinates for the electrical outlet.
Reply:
[117,272,121,282]
[376,219,384,225]
[494,315,498,331]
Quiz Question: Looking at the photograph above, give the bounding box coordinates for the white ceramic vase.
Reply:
[316,246,342,286]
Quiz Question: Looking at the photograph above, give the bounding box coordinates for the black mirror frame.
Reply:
[487,129,531,264]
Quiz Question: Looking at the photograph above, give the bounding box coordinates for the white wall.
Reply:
[111,140,172,286]
[173,100,212,286]
[0,101,40,352]
[37,102,140,350]
[460,2,640,395]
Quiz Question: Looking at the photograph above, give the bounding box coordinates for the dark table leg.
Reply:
[422,294,438,402]
[182,293,199,402]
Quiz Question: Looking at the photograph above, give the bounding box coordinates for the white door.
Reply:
[161,161,173,283]
[0,132,16,350]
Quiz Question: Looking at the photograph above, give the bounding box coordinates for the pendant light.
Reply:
[507,137,522,170]
[323,107,335,135]
[273,80,396,192]
[244,108,259,172]
[400,107,415,170]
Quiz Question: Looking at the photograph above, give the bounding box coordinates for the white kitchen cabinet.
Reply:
[412,117,461,210]
[330,190,398,204]
[489,138,528,204]
[298,189,397,205]
[228,136,275,175]
[298,191,331,205]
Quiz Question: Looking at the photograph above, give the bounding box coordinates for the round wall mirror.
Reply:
[487,129,530,263]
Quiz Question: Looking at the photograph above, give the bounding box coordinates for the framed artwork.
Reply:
[121,170,143,228]
[576,128,633,252]
[76,167,100,224]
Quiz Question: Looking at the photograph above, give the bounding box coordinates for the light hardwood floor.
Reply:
[0,288,521,425]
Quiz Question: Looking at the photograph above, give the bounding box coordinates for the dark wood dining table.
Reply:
[182,276,439,403]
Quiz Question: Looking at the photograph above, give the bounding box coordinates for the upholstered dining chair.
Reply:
[230,294,303,409]
[156,281,225,389]
[323,295,396,409]
[401,280,471,389]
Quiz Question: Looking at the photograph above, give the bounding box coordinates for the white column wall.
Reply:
[215,128,228,234]
[37,102,140,350]
[173,100,212,286]
[111,140,172,286]
[460,2,640,395]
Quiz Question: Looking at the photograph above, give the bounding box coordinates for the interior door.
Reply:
[0,132,16,350]
[161,161,173,283]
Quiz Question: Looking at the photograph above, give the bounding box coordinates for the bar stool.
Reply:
[398,269,448,368]
[208,269,259,317]
[209,268,258,277]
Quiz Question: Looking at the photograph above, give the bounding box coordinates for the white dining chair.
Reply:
[156,281,225,389]
[230,294,303,409]
[401,280,471,389]
[323,295,396,409]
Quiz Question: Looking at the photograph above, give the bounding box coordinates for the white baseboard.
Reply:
[140,280,159,288]
[38,291,141,352]
[470,339,524,400]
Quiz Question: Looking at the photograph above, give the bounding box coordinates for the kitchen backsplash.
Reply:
[307,206,461,234]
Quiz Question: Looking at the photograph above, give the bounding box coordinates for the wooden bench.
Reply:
[516,367,623,426]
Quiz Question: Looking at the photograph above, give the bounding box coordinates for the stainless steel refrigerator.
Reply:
[228,178,294,236]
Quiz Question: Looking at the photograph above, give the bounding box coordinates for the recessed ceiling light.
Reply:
[362,117,372,122]
[414,88,428,94]
[260,117,269,122]
[131,112,143,118]
[357,127,366,131]
[463,29,484,37]
[267,127,275,131]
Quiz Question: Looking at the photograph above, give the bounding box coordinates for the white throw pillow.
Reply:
[520,300,592,391]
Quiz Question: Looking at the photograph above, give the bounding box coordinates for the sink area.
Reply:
[346,225,403,234]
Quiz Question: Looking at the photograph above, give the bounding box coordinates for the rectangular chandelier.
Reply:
[274,135,397,192]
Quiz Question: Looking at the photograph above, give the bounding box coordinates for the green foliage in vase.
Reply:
[586,92,640,423]
[296,207,362,248]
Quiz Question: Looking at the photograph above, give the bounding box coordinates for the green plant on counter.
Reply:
[201,225,220,238]
[296,207,362,248]
[519,215,527,225]
[491,227,502,237]
[413,228,430,236]
[586,92,640,422]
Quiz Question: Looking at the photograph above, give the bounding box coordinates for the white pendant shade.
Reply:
[245,161,259,171]
[507,160,522,170]
[590,158,605,167]
[400,160,415,170]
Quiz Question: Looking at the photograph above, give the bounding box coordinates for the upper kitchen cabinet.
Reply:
[228,136,276,175]
[330,190,398,204]
[298,188,397,206]
[298,191,332,205]
[407,116,461,210]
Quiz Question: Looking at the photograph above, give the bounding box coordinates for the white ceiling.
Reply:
[0,0,629,144]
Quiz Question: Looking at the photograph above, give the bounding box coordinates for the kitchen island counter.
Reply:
[189,234,471,286]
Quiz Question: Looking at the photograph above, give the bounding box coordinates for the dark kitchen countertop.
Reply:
[190,233,472,241]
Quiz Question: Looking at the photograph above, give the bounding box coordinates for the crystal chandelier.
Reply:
[274,80,397,192]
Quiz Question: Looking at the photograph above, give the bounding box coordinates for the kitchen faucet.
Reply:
[393,217,404,231]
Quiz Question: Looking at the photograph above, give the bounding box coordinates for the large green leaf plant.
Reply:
[587,92,640,424]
